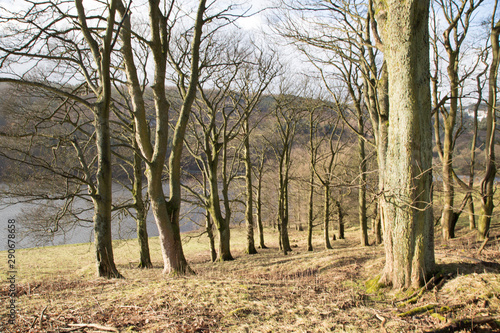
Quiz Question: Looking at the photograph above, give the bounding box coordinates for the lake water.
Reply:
[0,184,202,251]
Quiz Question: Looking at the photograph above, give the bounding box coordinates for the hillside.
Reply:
[2,223,500,332]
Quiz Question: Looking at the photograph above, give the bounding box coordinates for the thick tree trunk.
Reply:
[147,170,193,275]
[93,106,121,278]
[217,225,233,261]
[378,0,435,289]
[323,184,333,249]
[116,0,207,275]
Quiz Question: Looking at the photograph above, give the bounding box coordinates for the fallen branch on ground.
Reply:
[398,304,438,317]
[477,237,490,255]
[67,323,119,332]
[397,275,439,306]
[424,316,500,333]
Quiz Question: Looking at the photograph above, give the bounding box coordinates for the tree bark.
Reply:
[93,101,121,278]
[307,111,315,252]
[478,10,500,240]
[256,151,267,249]
[335,199,345,240]
[373,202,383,245]
[378,0,435,289]
[358,115,369,246]
[206,212,217,262]
[323,184,333,249]
[207,149,233,261]
[307,166,314,252]
[133,137,152,268]
[278,148,292,255]
[244,120,257,255]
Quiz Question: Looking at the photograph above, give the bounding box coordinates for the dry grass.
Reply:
[2,224,500,332]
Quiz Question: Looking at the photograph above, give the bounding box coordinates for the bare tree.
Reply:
[276,0,384,247]
[230,48,280,255]
[0,0,124,278]
[431,0,484,240]
[478,0,500,240]
[182,35,250,261]
[311,111,346,249]
[117,0,232,274]
[265,79,304,255]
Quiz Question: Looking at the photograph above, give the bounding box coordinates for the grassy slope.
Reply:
[1,223,500,333]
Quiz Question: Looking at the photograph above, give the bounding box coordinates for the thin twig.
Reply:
[477,236,490,255]
[39,305,48,329]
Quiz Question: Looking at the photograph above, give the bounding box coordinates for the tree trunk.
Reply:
[93,105,122,278]
[278,148,292,255]
[164,0,207,274]
[307,111,315,252]
[207,157,233,261]
[307,169,314,252]
[206,212,217,262]
[244,124,257,255]
[133,138,152,268]
[374,62,389,246]
[373,202,382,245]
[358,122,369,246]
[478,14,499,240]
[378,0,435,289]
[468,197,476,230]
[324,184,333,249]
[335,199,345,240]
[440,46,460,241]
[256,158,267,249]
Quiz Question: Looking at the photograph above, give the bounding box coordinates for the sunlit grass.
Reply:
[2,222,500,332]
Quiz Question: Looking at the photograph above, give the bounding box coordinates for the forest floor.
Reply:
[2,223,500,333]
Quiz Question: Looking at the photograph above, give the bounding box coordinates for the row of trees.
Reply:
[0,0,498,290]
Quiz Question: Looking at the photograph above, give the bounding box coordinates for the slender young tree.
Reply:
[478,1,500,240]
[312,116,345,250]
[277,0,383,247]
[266,81,304,255]
[231,50,279,255]
[431,0,484,240]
